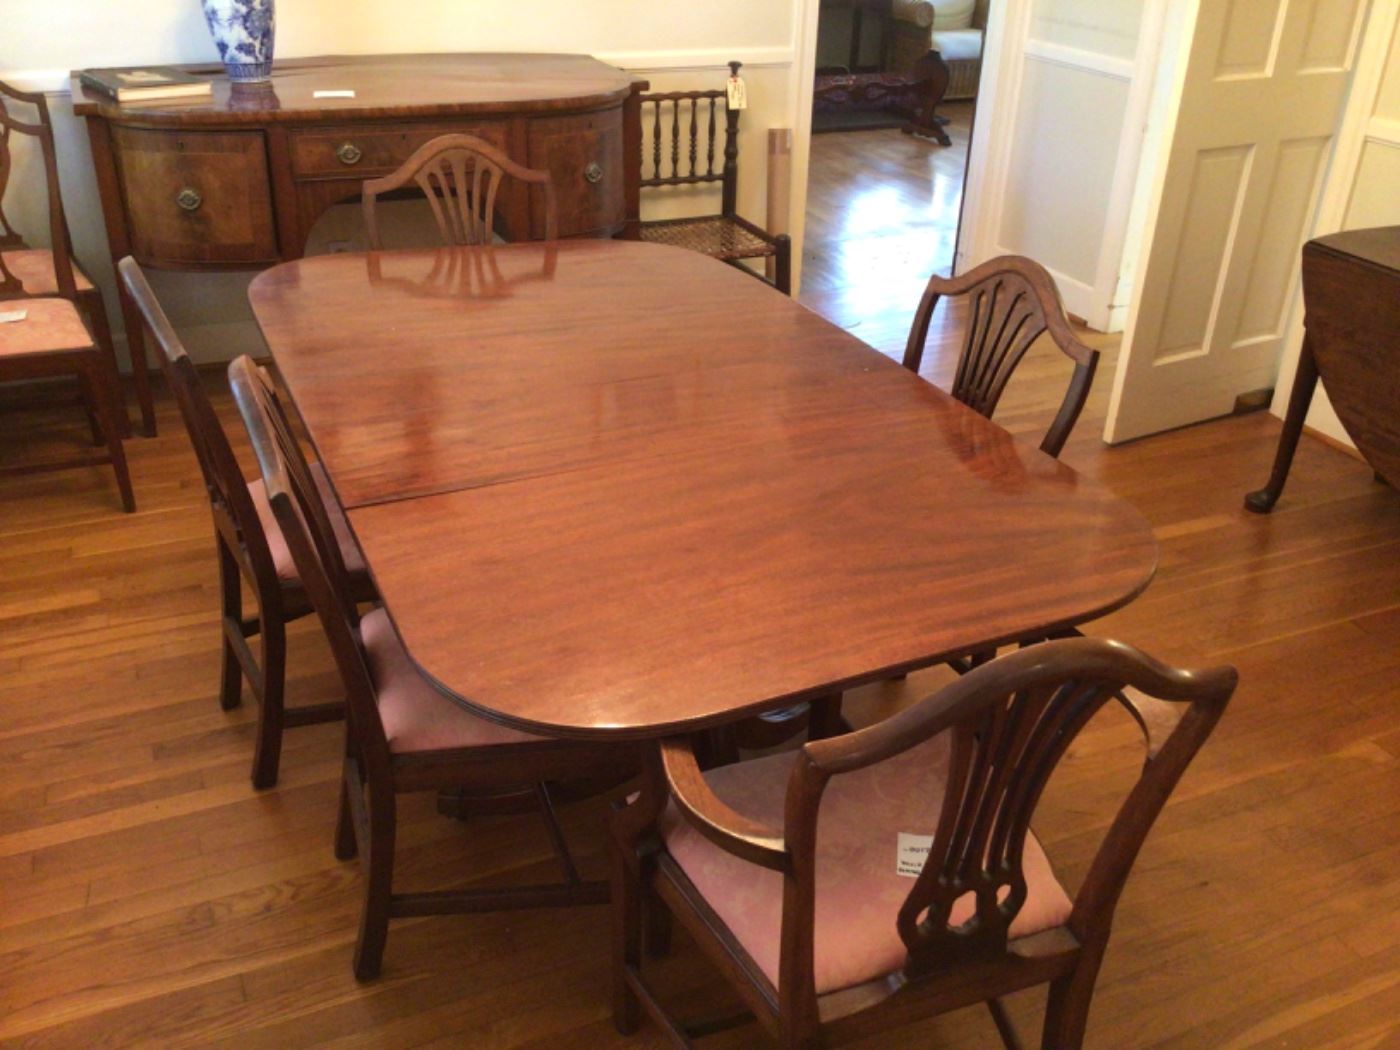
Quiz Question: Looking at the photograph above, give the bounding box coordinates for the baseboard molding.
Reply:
[1303,424,1364,461]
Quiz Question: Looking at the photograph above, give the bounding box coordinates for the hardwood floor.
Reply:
[801,102,974,351]
[3,147,1399,1044]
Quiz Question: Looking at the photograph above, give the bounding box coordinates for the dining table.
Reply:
[247,239,1159,742]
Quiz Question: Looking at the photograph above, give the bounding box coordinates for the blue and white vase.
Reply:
[201,0,276,84]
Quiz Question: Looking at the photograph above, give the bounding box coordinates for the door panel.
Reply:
[1105,0,1370,442]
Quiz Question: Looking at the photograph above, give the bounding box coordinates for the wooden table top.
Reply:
[71,53,635,125]
[250,241,1158,739]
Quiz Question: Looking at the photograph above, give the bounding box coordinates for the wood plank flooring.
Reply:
[2,127,1398,1046]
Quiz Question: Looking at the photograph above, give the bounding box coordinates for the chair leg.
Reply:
[774,234,792,296]
[535,782,582,885]
[250,613,286,790]
[80,286,131,438]
[334,758,359,861]
[352,783,397,981]
[644,892,673,958]
[80,357,135,513]
[1040,957,1104,1050]
[217,539,244,711]
[611,827,644,1033]
[988,997,1024,1050]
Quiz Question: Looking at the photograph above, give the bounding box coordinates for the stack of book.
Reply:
[78,67,213,103]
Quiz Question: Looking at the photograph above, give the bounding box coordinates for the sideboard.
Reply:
[73,53,644,434]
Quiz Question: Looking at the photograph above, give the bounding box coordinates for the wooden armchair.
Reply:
[612,637,1236,1048]
[904,255,1099,459]
[229,354,643,979]
[119,257,376,788]
[629,63,792,295]
[361,132,558,249]
[0,87,133,512]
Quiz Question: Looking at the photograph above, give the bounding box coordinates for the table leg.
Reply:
[1245,334,1319,513]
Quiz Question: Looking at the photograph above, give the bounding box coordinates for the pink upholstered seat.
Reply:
[359,606,541,753]
[1,248,95,296]
[661,731,1074,995]
[0,297,92,357]
[248,463,368,583]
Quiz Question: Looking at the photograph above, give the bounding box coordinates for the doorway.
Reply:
[799,0,992,357]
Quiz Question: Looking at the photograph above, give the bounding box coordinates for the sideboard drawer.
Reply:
[113,127,278,266]
[289,122,509,178]
[527,110,624,238]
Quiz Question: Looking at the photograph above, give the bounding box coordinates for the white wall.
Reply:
[1270,3,1400,448]
[962,0,1159,331]
[2,0,817,366]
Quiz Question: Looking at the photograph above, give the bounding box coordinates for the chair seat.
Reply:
[248,463,369,584]
[661,730,1073,995]
[1,248,95,296]
[637,216,779,262]
[360,606,543,753]
[0,297,93,357]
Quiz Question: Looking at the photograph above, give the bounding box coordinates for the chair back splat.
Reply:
[903,255,1098,457]
[361,132,558,249]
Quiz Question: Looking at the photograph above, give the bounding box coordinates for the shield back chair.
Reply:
[612,637,1235,1049]
[228,354,644,981]
[361,132,559,249]
[0,80,141,436]
[903,255,1099,460]
[118,257,376,788]
[0,90,133,512]
[628,62,792,296]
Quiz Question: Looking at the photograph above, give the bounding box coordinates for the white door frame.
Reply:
[957,0,1170,330]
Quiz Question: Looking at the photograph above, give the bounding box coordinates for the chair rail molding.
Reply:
[5,48,799,97]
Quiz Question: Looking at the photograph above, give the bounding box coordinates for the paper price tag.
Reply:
[313,89,356,99]
[897,832,933,877]
[0,309,28,324]
[726,75,747,110]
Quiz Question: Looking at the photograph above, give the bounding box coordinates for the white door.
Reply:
[1105,0,1371,443]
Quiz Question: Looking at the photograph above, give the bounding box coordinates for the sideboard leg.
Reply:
[117,280,158,437]
[1246,335,1319,514]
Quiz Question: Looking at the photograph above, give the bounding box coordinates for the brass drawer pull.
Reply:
[175,187,203,212]
[584,162,603,184]
[336,142,364,165]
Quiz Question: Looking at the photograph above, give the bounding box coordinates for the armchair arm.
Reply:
[659,737,789,871]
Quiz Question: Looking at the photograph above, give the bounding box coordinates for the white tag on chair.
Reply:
[0,309,28,324]
[726,75,747,110]
[313,89,356,99]
[897,832,933,877]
